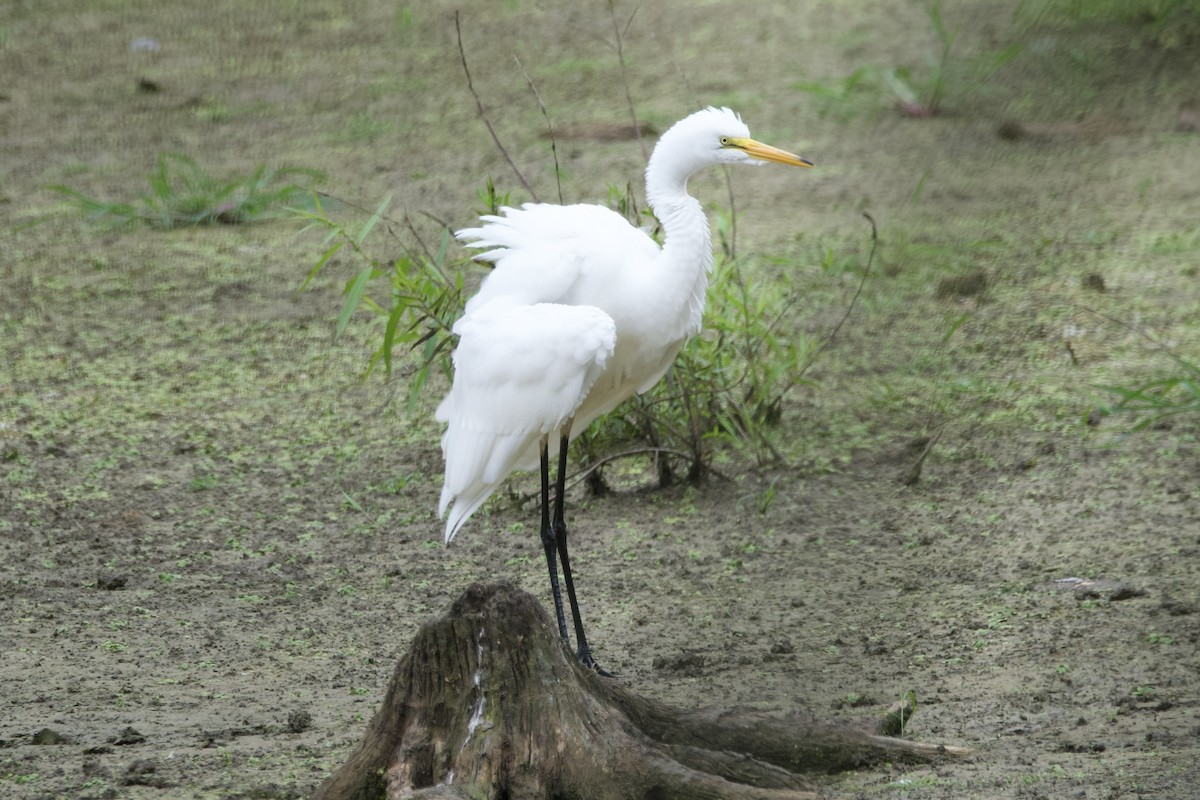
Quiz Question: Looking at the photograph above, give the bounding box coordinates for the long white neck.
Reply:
[644,155,712,340]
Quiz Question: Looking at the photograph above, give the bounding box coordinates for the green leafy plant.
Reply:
[1088,306,1199,436]
[49,152,323,229]
[605,181,659,236]
[893,0,959,116]
[477,176,511,216]
[891,690,918,736]
[296,186,829,486]
[1096,356,1200,434]
[293,194,464,412]
[660,252,817,471]
[791,67,878,121]
[570,205,826,486]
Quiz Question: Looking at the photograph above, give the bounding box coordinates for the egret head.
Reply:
[647,107,811,196]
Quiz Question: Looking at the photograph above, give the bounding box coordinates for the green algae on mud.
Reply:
[2,1,1198,798]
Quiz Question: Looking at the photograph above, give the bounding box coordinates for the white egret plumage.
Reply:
[437,107,812,670]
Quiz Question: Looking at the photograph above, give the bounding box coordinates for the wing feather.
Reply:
[456,203,660,311]
[437,301,617,542]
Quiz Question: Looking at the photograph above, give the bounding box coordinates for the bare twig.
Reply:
[308,190,447,282]
[794,212,877,384]
[515,55,563,205]
[620,1,641,39]
[415,208,453,237]
[569,447,706,492]
[309,191,455,269]
[313,191,410,251]
[827,212,877,344]
[608,0,647,160]
[720,168,738,259]
[1079,303,1191,371]
[513,447,732,509]
[402,212,435,263]
[1065,339,1079,366]
[901,426,943,486]
[454,11,539,201]
[672,57,738,258]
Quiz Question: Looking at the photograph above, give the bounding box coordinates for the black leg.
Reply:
[552,432,612,676]
[539,437,571,644]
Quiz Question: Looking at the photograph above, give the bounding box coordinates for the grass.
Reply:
[1019,0,1200,27]
[1096,357,1200,435]
[48,153,323,229]
[794,1,1021,118]
[1015,0,1200,54]
[338,112,397,144]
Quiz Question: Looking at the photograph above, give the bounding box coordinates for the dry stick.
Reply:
[608,0,648,160]
[792,212,878,386]
[618,0,642,39]
[569,447,700,490]
[314,191,411,252]
[411,207,460,281]
[901,426,943,487]
[1079,303,1192,371]
[403,212,457,281]
[672,56,739,258]
[567,446,732,498]
[516,446,735,511]
[454,11,539,202]
[1065,338,1079,366]
[721,166,738,260]
[515,55,564,205]
[313,190,453,270]
[402,213,436,264]
[415,208,453,237]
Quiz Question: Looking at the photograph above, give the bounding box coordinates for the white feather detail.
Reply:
[437,301,616,542]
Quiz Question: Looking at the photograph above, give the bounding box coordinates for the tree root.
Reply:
[313,581,969,800]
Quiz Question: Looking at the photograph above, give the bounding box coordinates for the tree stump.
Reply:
[314,581,968,800]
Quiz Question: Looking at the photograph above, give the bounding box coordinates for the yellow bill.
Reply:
[726,136,813,167]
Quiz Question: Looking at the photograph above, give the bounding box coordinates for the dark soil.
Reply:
[2,1,1197,798]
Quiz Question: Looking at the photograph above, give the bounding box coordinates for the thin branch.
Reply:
[721,168,738,259]
[569,447,698,492]
[673,56,738,258]
[313,191,410,251]
[1079,303,1193,372]
[414,208,453,236]
[309,191,458,271]
[901,425,944,486]
[398,212,435,263]
[621,1,642,39]
[403,213,458,283]
[312,189,424,267]
[794,212,877,383]
[513,446,733,510]
[454,11,539,201]
[825,212,877,348]
[608,0,647,160]
[514,55,563,205]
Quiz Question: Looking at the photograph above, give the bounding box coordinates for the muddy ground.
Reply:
[2,1,1198,798]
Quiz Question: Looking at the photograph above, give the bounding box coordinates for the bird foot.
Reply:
[577,649,616,678]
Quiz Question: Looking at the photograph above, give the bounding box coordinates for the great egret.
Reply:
[438,107,812,670]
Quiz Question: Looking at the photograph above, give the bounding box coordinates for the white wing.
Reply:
[456,203,661,311]
[436,300,617,542]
